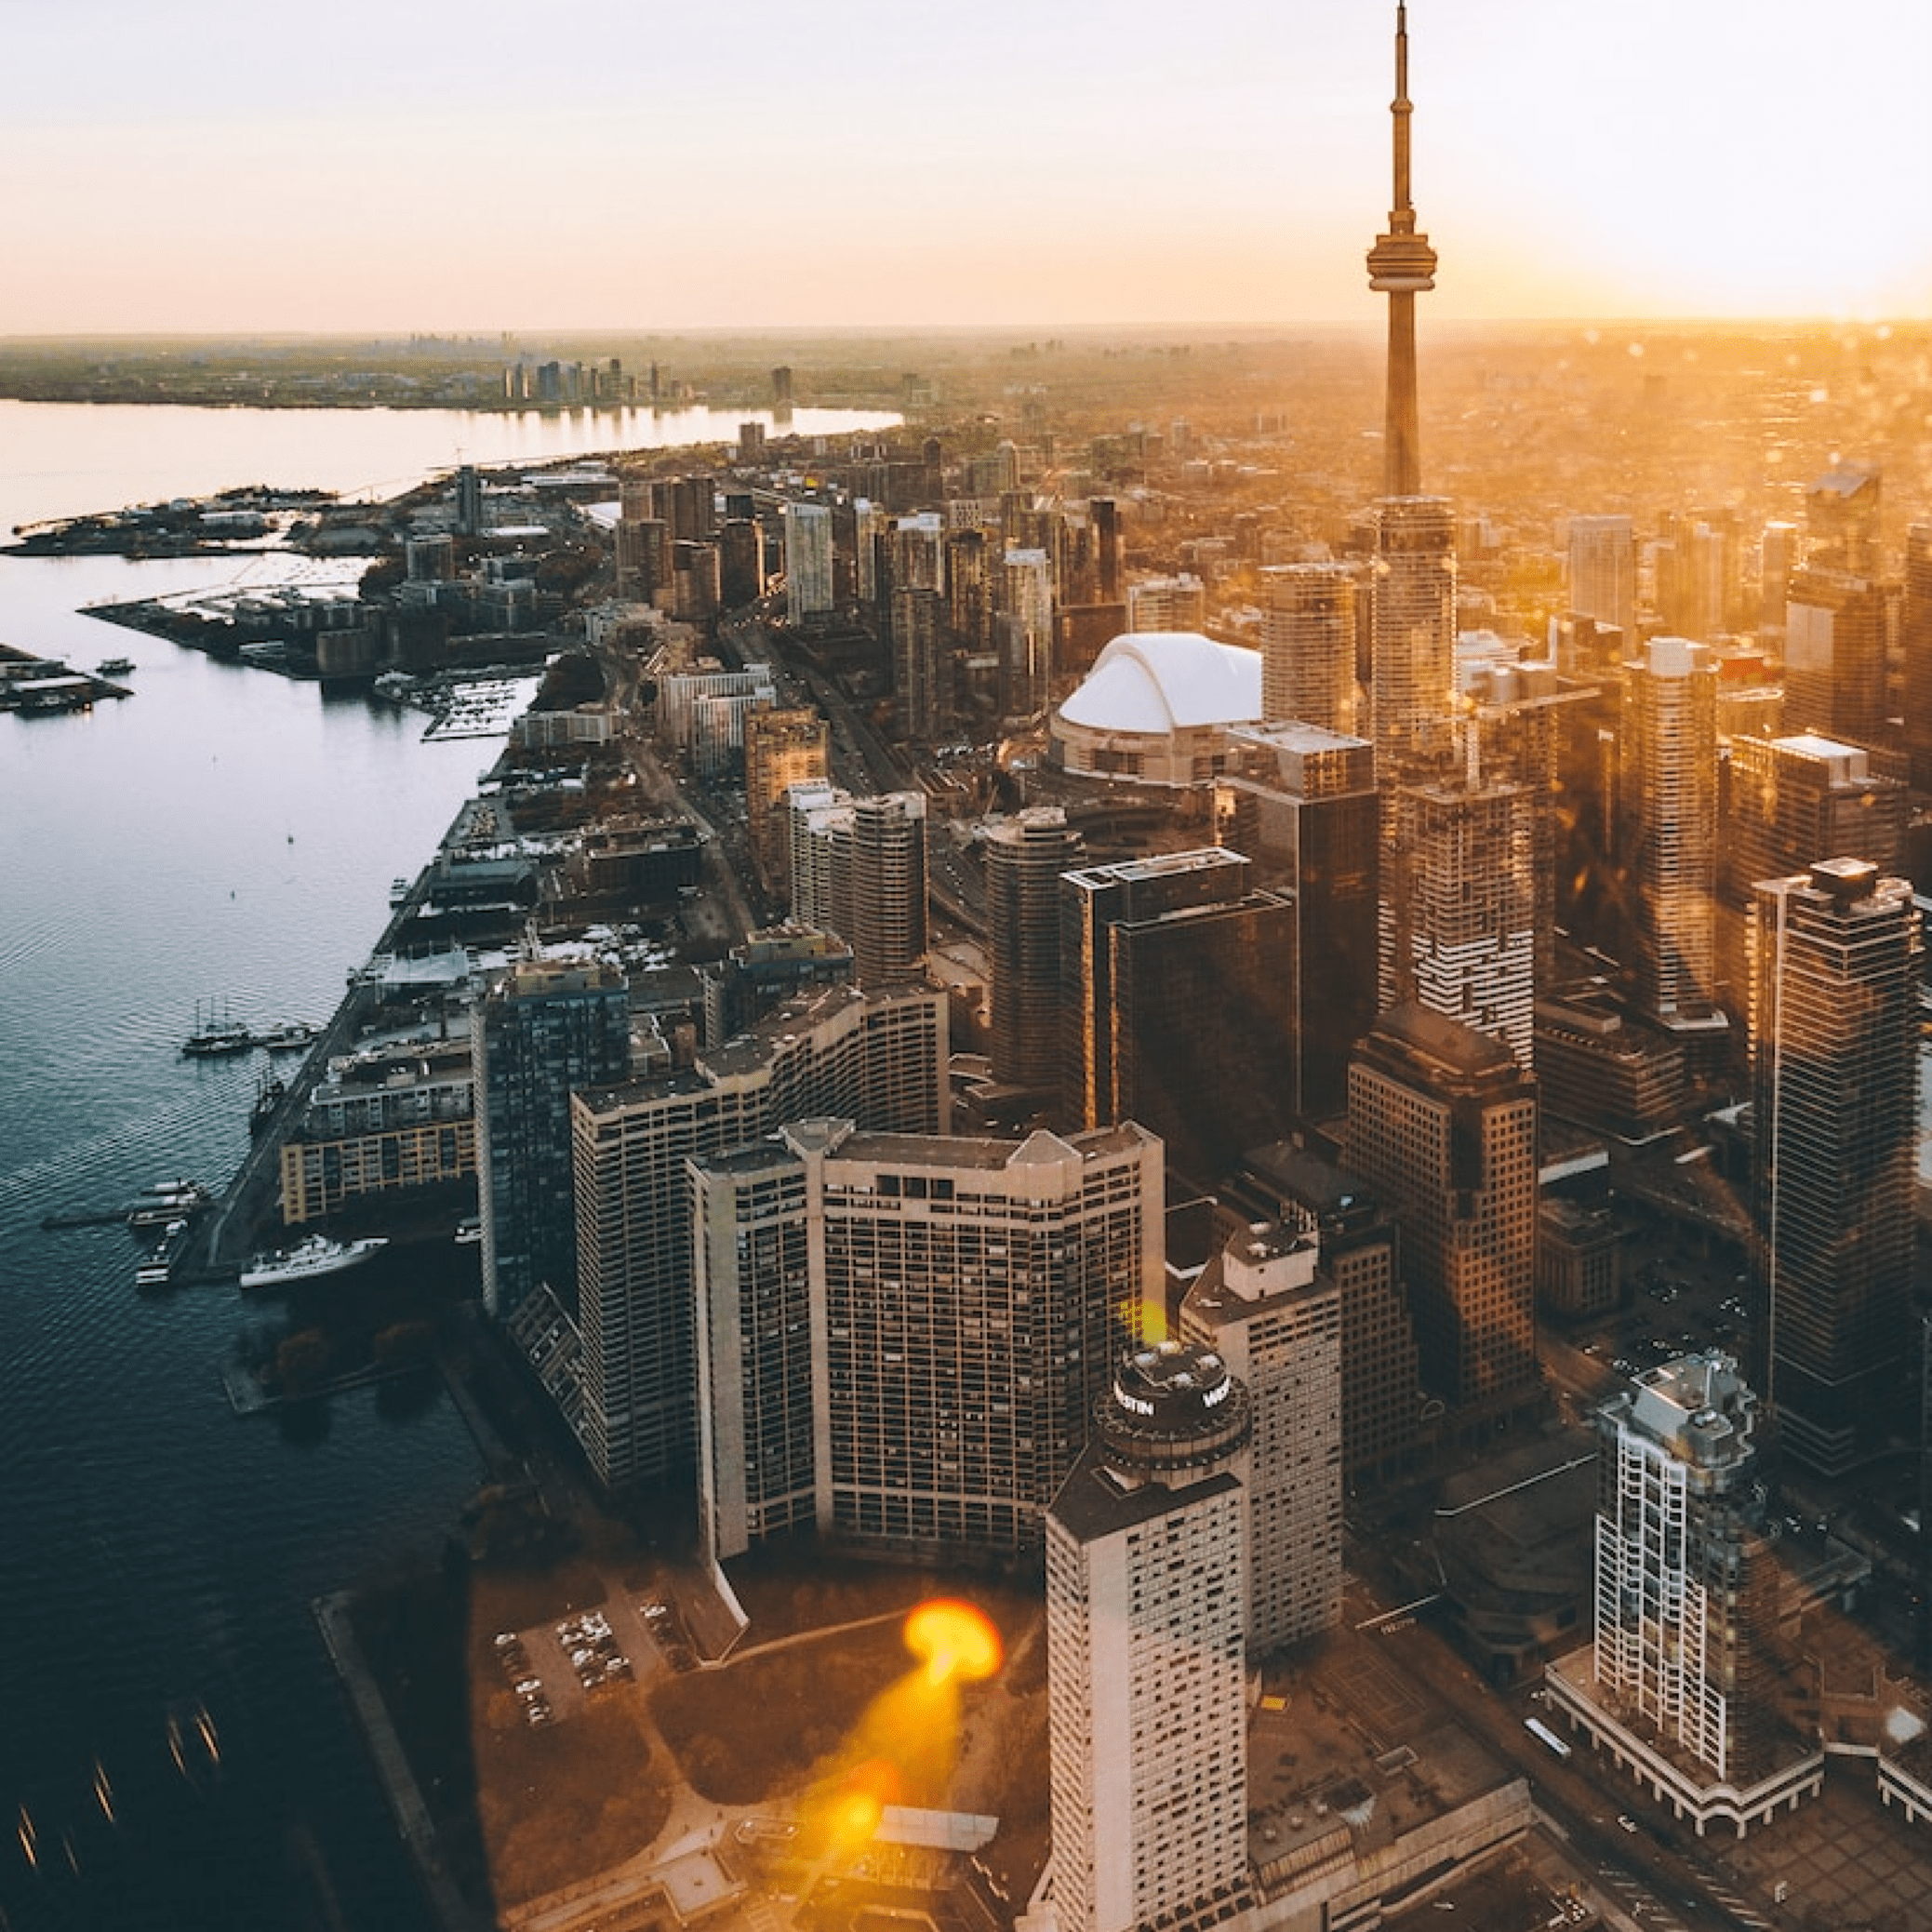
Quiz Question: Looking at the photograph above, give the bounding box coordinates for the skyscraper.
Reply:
[1368,494,1457,772]
[1255,1145,1420,1485]
[1002,543,1055,714]
[743,704,831,892]
[788,788,929,988]
[692,1118,1162,1562]
[1805,462,1881,577]
[1752,859,1919,1473]
[1046,1342,1253,1932]
[1059,847,1299,1180]
[1259,562,1358,734]
[782,501,835,623]
[1717,732,1905,1052]
[1181,1222,1344,1651]
[1902,523,1932,789]
[572,984,948,1487]
[1344,1004,1539,1419]
[981,806,1086,1089]
[1566,514,1635,637]
[1364,1,1436,499]
[890,584,947,742]
[472,959,632,1324]
[1382,753,1538,1073]
[1541,1351,1822,1832]
[1783,564,1888,751]
[1218,722,1379,1119]
[1621,637,1720,1028]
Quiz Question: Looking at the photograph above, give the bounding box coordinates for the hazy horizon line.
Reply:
[3,314,1926,349]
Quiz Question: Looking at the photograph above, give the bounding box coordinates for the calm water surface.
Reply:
[0,397,892,1930]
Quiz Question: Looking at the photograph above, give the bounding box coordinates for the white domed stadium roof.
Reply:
[1058,632,1261,736]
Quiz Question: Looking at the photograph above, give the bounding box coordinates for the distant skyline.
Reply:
[4,0,1927,337]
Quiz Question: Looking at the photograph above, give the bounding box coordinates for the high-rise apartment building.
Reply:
[1566,514,1635,636]
[1060,847,1299,1180]
[1259,562,1358,734]
[788,788,928,988]
[981,806,1085,1089]
[1752,859,1919,1473]
[1621,637,1720,1028]
[782,501,835,623]
[1344,1004,1539,1418]
[1046,1342,1253,1932]
[1218,723,1379,1120]
[1181,1222,1344,1651]
[743,705,831,892]
[571,984,947,1487]
[891,584,947,742]
[692,1118,1162,1562]
[473,959,632,1324]
[1717,732,1905,1051]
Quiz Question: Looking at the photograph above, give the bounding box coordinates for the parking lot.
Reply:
[488,1592,698,1730]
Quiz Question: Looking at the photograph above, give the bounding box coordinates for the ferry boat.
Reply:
[239,1233,388,1290]
[135,1218,192,1289]
[389,877,411,906]
[255,1020,314,1052]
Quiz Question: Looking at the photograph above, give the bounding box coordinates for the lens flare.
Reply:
[825,1758,899,1856]
[903,1599,1002,1686]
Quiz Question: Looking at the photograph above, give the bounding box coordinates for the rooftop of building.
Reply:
[1063,844,1248,888]
[1185,1222,1328,1326]
[1360,1001,1525,1086]
[1246,1620,1526,1887]
[828,1120,1154,1177]
[1609,1350,1758,1472]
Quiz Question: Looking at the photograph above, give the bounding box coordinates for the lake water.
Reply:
[0,395,895,1931]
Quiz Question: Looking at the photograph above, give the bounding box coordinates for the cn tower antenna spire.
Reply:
[1366,1,1437,498]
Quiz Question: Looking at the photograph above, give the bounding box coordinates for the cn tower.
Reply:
[1365,3,1437,499]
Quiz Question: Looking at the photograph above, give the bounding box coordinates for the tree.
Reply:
[275,1327,332,1394]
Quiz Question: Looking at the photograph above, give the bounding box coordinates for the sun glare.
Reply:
[904,1599,1003,1687]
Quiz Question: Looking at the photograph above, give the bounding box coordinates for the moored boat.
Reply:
[248,1072,286,1135]
[239,1233,387,1290]
[127,1179,211,1229]
[182,999,250,1057]
[135,1217,192,1289]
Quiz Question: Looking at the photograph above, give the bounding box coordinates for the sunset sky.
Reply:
[3,0,1925,336]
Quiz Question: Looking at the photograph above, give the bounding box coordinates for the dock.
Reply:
[1,642,131,712]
